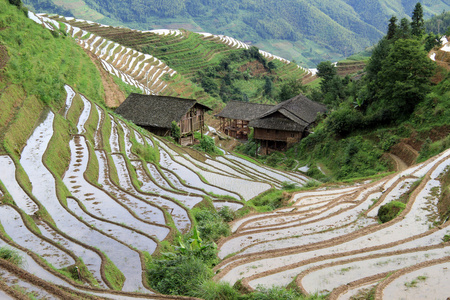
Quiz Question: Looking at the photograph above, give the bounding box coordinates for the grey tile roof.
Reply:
[215,101,274,121]
[115,93,211,129]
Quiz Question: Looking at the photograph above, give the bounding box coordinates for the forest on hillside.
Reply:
[24,0,450,66]
[241,3,450,182]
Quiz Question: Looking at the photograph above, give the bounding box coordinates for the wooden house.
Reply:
[215,101,274,139]
[115,93,211,145]
[248,94,327,154]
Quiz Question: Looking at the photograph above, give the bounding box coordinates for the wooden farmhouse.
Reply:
[215,101,273,139]
[249,94,327,154]
[115,93,211,145]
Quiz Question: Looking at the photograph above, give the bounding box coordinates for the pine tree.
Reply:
[387,16,398,40]
[398,18,411,39]
[411,2,425,37]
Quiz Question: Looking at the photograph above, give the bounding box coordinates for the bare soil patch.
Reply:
[0,45,8,71]
[239,60,269,77]
[390,142,419,166]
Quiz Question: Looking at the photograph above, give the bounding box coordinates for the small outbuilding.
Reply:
[215,101,273,139]
[115,93,211,145]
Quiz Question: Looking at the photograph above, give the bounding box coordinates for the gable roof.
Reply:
[248,94,327,132]
[115,93,211,129]
[215,101,274,121]
[259,94,327,124]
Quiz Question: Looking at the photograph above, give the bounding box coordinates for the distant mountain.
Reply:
[23,0,450,66]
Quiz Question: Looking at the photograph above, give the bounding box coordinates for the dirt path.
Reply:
[386,153,408,172]
[83,49,125,108]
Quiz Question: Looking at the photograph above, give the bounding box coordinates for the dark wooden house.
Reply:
[215,101,274,139]
[115,93,211,145]
[248,94,327,154]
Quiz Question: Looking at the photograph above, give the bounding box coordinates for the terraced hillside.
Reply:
[30,13,312,107]
[0,82,309,298]
[214,149,450,299]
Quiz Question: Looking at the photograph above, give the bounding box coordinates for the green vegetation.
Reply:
[27,0,450,66]
[404,275,427,288]
[192,207,233,242]
[171,121,181,142]
[0,0,104,156]
[193,135,222,156]
[442,234,450,242]
[112,75,141,97]
[250,189,291,212]
[377,201,406,223]
[0,246,24,266]
[239,4,450,183]
[131,137,160,163]
[103,254,126,290]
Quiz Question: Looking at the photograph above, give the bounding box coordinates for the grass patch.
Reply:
[249,188,291,212]
[377,201,406,223]
[404,275,427,288]
[0,246,24,266]
[103,253,125,290]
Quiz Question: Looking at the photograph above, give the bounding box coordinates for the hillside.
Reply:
[2,0,450,299]
[23,0,450,67]
[32,13,311,108]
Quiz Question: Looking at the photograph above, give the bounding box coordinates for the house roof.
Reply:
[259,94,327,124]
[248,117,306,132]
[248,94,327,131]
[115,93,211,129]
[215,101,274,121]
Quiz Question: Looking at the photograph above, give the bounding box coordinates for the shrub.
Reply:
[377,201,406,223]
[147,255,212,296]
[249,286,311,300]
[191,280,240,300]
[250,190,289,212]
[281,181,298,190]
[194,135,222,155]
[171,121,181,141]
[193,207,231,242]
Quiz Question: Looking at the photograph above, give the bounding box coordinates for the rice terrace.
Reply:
[1,0,450,299]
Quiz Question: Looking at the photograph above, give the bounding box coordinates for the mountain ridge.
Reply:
[23,0,450,66]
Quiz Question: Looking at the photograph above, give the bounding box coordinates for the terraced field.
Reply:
[3,10,449,300]
[29,12,311,106]
[214,149,450,299]
[0,84,308,298]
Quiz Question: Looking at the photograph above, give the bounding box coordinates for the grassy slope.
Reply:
[0,1,104,158]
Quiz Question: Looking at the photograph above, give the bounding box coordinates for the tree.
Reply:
[316,61,345,104]
[387,16,398,40]
[278,78,304,101]
[398,18,411,39]
[263,76,273,95]
[411,2,425,38]
[424,33,441,52]
[8,0,21,7]
[376,39,435,118]
[316,61,336,94]
[316,61,336,83]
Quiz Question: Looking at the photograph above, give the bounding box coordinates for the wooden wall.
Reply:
[254,128,302,142]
